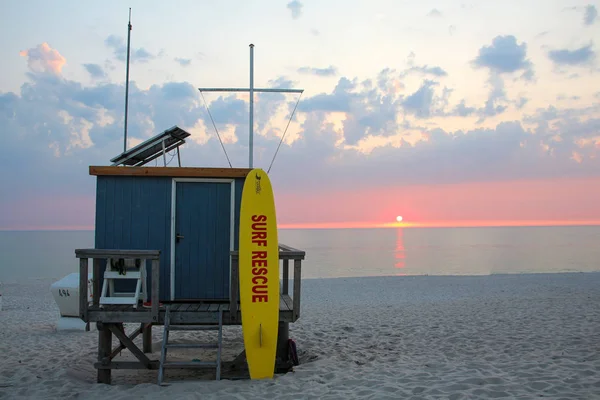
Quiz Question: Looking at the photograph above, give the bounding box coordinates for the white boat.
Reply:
[50,272,95,331]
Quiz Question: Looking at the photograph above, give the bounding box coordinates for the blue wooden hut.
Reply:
[92,165,252,302]
[89,126,256,302]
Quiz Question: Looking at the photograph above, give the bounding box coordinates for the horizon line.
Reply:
[278,220,600,230]
[2,219,600,232]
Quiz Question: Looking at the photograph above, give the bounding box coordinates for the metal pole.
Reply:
[123,8,132,153]
[249,44,254,169]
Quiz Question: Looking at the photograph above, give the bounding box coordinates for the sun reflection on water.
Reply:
[395,227,406,274]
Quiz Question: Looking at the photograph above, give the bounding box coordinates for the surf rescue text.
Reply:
[250,214,270,302]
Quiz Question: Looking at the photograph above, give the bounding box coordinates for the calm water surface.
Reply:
[1,226,599,282]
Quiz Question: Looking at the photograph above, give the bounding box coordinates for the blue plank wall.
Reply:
[94,175,245,302]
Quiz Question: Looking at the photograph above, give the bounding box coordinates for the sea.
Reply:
[1,225,600,283]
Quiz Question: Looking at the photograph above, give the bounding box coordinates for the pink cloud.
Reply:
[19,42,66,75]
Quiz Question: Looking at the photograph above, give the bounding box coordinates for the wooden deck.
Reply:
[75,245,305,326]
[74,245,305,384]
[85,293,296,324]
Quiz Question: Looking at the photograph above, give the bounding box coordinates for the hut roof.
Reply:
[89,166,252,179]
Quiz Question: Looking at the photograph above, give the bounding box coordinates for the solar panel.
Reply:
[110,126,191,167]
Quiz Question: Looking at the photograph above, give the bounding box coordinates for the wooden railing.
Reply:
[229,243,306,323]
[74,249,161,323]
[75,245,305,324]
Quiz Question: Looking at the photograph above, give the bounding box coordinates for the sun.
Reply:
[396,216,403,222]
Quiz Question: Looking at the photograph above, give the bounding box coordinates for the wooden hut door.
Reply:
[172,180,233,300]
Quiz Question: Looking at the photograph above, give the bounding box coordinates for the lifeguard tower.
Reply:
[74,44,306,385]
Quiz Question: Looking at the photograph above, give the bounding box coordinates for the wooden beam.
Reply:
[75,249,160,259]
[94,361,160,370]
[293,259,302,321]
[89,166,252,178]
[229,256,239,323]
[79,258,89,322]
[98,324,112,384]
[87,309,296,323]
[279,243,305,253]
[142,323,152,353]
[92,258,101,307]
[107,324,153,368]
[151,259,160,323]
[281,294,294,311]
[276,321,290,372]
[282,259,289,295]
[231,248,306,260]
[109,324,144,360]
[88,310,155,323]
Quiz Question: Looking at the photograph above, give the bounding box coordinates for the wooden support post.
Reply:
[142,323,152,353]
[293,259,302,320]
[98,323,112,384]
[230,255,239,322]
[282,259,289,295]
[109,324,145,360]
[79,258,89,321]
[151,259,159,323]
[276,321,290,372]
[92,258,101,307]
[107,323,153,368]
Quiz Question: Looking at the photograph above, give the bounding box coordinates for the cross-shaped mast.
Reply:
[198,44,304,169]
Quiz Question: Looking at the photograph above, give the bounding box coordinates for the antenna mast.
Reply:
[123,8,132,153]
[249,44,254,168]
[197,45,304,169]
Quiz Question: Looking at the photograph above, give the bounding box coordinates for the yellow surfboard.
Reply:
[239,168,280,379]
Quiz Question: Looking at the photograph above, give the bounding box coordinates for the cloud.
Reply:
[175,57,192,67]
[472,35,534,80]
[1,45,245,221]
[479,74,508,120]
[452,100,477,117]
[427,9,442,17]
[9,44,210,156]
[440,75,530,122]
[584,5,598,25]
[298,77,356,113]
[402,52,448,77]
[287,0,303,19]
[253,76,302,138]
[296,71,407,145]
[548,44,596,66]
[463,35,536,122]
[402,80,438,118]
[516,97,529,109]
[3,42,600,228]
[557,94,580,101]
[297,65,527,136]
[83,63,106,79]
[104,35,155,63]
[297,66,338,77]
[404,65,448,77]
[19,43,66,75]
[272,110,600,195]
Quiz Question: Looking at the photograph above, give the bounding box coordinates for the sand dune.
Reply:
[1,273,600,399]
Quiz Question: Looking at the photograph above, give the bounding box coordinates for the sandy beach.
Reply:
[1,272,600,399]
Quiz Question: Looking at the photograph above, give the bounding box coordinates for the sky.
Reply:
[1,0,600,230]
